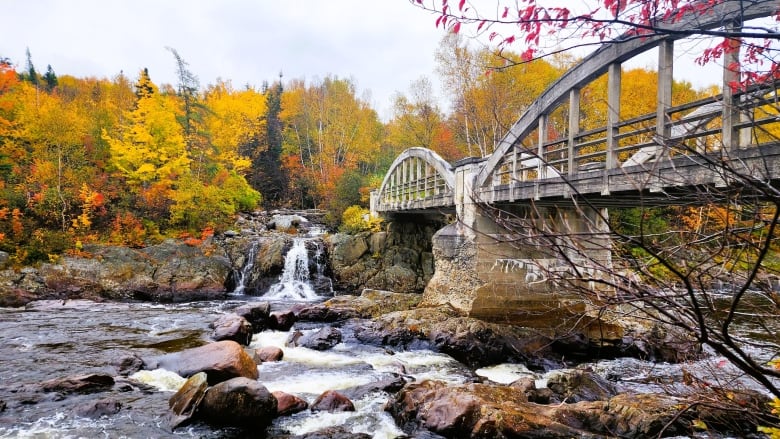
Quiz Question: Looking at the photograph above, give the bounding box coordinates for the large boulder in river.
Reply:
[296,289,422,323]
[198,377,277,428]
[168,372,209,430]
[145,340,258,384]
[287,326,342,350]
[210,313,253,345]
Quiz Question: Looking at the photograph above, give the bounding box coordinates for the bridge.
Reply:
[370,0,780,326]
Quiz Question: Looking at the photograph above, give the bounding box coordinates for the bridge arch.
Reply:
[374,147,455,213]
[475,0,779,190]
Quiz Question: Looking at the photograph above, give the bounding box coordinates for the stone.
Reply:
[341,374,407,400]
[292,326,342,351]
[146,340,258,385]
[168,372,209,430]
[545,369,617,403]
[72,397,122,418]
[210,313,253,345]
[112,353,144,376]
[39,373,114,394]
[269,310,296,331]
[199,377,277,427]
[272,390,308,416]
[292,427,371,439]
[310,390,355,412]
[254,346,284,363]
[233,302,271,332]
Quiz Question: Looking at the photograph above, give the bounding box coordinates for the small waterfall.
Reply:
[264,238,321,301]
[231,240,259,295]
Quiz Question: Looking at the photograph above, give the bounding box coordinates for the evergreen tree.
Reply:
[250,75,288,208]
[21,48,38,85]
[43,64,58,92]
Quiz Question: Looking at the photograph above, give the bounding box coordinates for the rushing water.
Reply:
[0,297,478,438]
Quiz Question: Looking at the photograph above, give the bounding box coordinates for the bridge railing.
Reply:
[374,147,456,213]
[488,80,780,191]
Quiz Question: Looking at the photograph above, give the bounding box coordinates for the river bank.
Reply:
[0,210,777,437]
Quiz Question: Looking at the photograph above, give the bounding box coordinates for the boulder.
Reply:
[269,310,296,331]
[292,427,371,439]
[254,346,284,363]
[39,373,114,395]
[387,380,770,438]
[199,377,277,427]
[310,390,355,412]
[72,397,122,418]
[146,340,258,384]
[272,390,309,416]
[296,289,422,323]
[545,369,617,403]
[211,313,253,345]
[112,353,144,375]
[168,372,209,430]
[290,327,342,351]
[233,302,271,332]
[341,374,407,400]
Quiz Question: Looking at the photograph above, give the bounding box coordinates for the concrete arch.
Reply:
[377,147,455,204]
[476,0,778,189]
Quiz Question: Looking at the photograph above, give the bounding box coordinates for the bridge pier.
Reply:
[422,203,612,327]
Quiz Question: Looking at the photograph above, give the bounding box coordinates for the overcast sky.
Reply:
[2,0,448,120]
[3,0,730,122]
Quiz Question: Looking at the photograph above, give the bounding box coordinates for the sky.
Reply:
[2,1,730,122]
[1,0,449,120]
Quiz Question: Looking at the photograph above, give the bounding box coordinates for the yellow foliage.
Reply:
[340,205,382,234]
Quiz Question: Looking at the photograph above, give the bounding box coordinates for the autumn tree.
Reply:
[435,33,564,157]
[411,0,780,421]
[386,76,461,161]
[280,76,383,219]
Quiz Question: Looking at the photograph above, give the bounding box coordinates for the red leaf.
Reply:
[452,22,461,33]
[458,0,465,11]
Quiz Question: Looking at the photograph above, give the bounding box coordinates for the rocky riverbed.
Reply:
[0,210,777,437]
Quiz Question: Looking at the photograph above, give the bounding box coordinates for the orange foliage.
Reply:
[109,212,146,248]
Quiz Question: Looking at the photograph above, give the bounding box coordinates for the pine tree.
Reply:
[43,65,57,92]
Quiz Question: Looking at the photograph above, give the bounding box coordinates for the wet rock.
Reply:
[341,374,408,400]
[112,353,144,375]
[545,369,617,402]
[292,426,371,439]
[291,327,342,351]
[269,310,296,331]
[0,400,6,412]
[72,397,122,418]
[254,346,284,363]
[233,302,271,332]
[39,373,114,395]
[272,390,308,416]
[387,379,771,438]
[199,377,277,427]
[168,372,209,430]
[296,289,422,323]
[210,313,253,345]
[146,340,258,385]
[0,287,38,307]
[310,390,355,412]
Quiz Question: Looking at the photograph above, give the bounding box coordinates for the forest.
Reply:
[0,36,715,266]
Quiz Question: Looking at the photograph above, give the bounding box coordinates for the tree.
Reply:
[412,0,780,84]
[42,64,57,92]
[411,0,780,426]
[280,76,383,218]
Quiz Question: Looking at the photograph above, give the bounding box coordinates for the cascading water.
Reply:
[264,238,321,301]
[231,240,259,295]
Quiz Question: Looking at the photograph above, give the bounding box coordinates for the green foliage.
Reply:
[339,205,382,234]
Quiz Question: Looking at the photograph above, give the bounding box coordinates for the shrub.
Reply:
[339,205,382,234]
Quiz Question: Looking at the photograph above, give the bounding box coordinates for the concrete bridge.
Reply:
[370,0,780,325]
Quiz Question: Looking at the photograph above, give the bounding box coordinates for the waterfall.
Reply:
[264,238,320,301]
[231,240,259,295]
